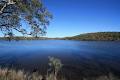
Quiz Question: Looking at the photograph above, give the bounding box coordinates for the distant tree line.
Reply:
[64,32,120,41]
[0,36,49,41]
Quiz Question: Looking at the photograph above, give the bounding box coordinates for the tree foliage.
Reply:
[0,0,52,39]
[64,32,120,41]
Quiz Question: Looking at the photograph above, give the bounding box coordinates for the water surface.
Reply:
[0,40,120,77]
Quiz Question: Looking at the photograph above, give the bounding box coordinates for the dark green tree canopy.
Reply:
[0,0,52,38]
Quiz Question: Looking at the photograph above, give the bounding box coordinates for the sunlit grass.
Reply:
[0,57,120,80]
[0,68,43,80]
[0,68,119,80]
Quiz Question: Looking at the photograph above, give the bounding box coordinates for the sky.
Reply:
[0,0,120,37]
[42,0,120,38]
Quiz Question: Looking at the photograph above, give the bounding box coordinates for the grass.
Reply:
[0,57,63,80]
[0,68,120,80]
[0,68,43,80]
[0,57,120,80]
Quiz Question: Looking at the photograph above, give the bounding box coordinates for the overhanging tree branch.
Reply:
[0,0,52,40]
[0,0,16,14]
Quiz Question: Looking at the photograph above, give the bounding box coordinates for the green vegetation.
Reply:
[0,36,48,41]
[0,36,62,41]
[64,32,120,41]
[1,32,120,41]
[0,0,52,39]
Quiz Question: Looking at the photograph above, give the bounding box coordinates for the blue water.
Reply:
[0,40,120,76]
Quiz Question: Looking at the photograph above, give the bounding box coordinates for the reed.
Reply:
[0,57,119,80]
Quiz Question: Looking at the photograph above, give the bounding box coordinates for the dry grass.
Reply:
[0,57,120,80]
[0,68,120,80]
[0,68,43,80]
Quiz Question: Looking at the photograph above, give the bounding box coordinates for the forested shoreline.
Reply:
[0,32,120,41]
[63,32,120,41]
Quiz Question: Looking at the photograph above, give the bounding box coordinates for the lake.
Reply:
[0,40,120,78]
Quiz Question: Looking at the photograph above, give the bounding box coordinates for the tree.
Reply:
[0,0,52,39]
